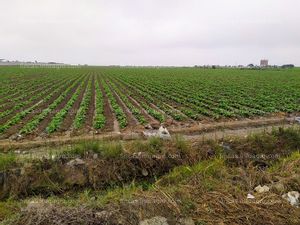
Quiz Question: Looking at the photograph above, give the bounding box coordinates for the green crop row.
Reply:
[93,78,106,129]
[0,105,36,134]
[0,78,67,119]
[46,79,86,133]
[109,77,165,123]
[102,79,127,129]
[107,80,146,125]
[73,76,92,129]
[0,77,76,134]
[20,76,83,134]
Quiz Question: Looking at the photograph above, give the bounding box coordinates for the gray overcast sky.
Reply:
[1,0,300,66]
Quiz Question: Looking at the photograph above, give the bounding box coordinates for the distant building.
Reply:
[260,59,269,67]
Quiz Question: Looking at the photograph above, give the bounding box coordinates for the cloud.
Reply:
[0,0,299,65]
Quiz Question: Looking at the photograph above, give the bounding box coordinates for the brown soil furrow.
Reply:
[110,79,159,125]
[34,77,86,136]
[105,79,139,130]
[97,76,116,132]
[84,74,96,131]
[111,77,174,121]
[58,75,90,133]
[113,78,196,124]
[1,77,82,139]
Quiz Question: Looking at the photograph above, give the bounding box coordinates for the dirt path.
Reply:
[0,116,298,152]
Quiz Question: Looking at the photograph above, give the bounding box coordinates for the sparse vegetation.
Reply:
[0,153,17,171]
[1,128,300,224]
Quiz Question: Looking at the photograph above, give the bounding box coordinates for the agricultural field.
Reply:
[0,66,300,140]
[1,66,300,225]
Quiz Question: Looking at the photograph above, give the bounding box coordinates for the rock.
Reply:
[247,193,255,199]
[295,117,300,124]
[177,217,195,225]
[282,191,299,207]
[142,169,148,176]
[143,126,171,139]
[158,126,171,140]
[140,216,169,225]
[62,166,87,186]
[143,130,158,138]
[145,124,153,129]
[9,134,23,141]
[221,143,232,152]
[254,185,270,193]
[66,158,85,167]
[63,159,87,186]
[93,154,98,159]
[26,200,46,211]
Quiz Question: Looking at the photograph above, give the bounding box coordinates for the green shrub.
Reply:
[174,135,189,154]
[149,137,163,152]
[101,142,123,158]
[0,153,17,171]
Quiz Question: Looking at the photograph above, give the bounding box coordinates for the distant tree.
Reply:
[281,64,294,69]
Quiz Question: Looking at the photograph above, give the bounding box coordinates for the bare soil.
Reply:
[97,76,115,132]
[111,79,159,125]
[105,79,139,130]
[0,116,297,151]
[59,76,90,133]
